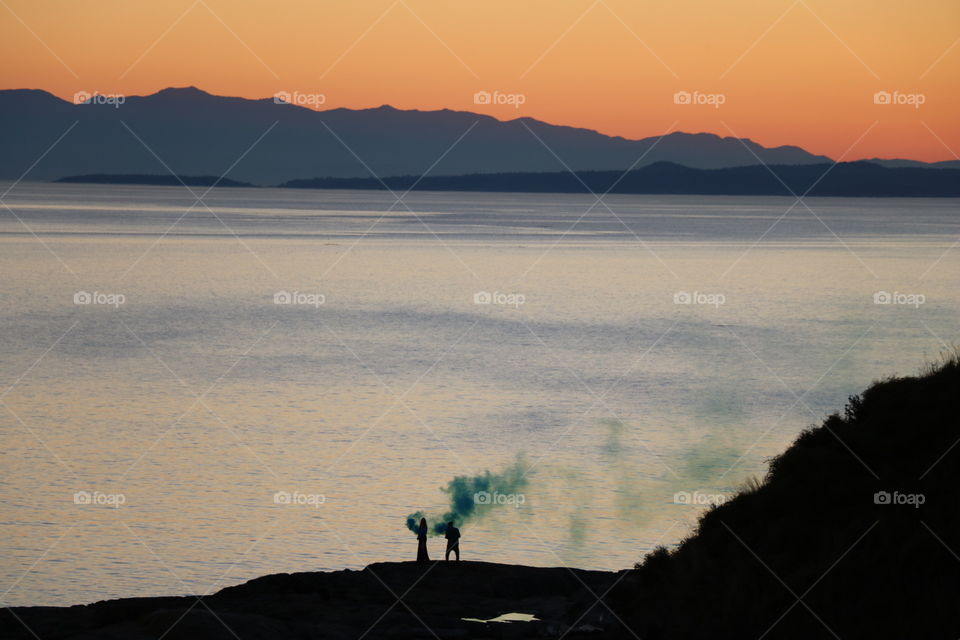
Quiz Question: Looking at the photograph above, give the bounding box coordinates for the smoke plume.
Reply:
[406,454,528,536]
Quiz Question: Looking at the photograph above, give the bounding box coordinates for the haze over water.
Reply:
[1,182,956,606]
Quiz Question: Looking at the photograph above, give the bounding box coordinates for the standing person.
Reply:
[416,517,430,562]
[444,521,461,561]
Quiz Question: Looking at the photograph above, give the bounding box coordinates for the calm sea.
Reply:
[1,183,956,605]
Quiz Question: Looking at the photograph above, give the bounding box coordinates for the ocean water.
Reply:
[0,183,956,606]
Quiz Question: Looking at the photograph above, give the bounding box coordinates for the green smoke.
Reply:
[406,454,529,536]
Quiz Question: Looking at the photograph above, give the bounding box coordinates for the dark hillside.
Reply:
[611,355,960,639]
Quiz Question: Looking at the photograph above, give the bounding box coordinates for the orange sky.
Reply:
[2,0,958,161]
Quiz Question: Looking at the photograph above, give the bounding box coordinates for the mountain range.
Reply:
[3,87,956,186]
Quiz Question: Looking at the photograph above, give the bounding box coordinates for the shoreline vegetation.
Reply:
[610,351,960,638]
[4,354,957,639]
[54,161,960,197]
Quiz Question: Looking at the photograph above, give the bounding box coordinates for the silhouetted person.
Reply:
[416,517,430,562]
[444,521,461,560]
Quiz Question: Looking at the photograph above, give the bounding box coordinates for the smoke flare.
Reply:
[406,454,528,536]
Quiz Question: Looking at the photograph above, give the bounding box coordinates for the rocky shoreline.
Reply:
[3,561,627,639]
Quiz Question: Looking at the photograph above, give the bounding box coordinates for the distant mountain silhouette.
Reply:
[0,87,842,185]
[864,157,960,170]
[281,161,960,197]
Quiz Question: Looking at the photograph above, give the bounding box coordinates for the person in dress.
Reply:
[416,517,430,562]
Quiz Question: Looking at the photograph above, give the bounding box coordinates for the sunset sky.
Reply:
[2,0,958,161]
